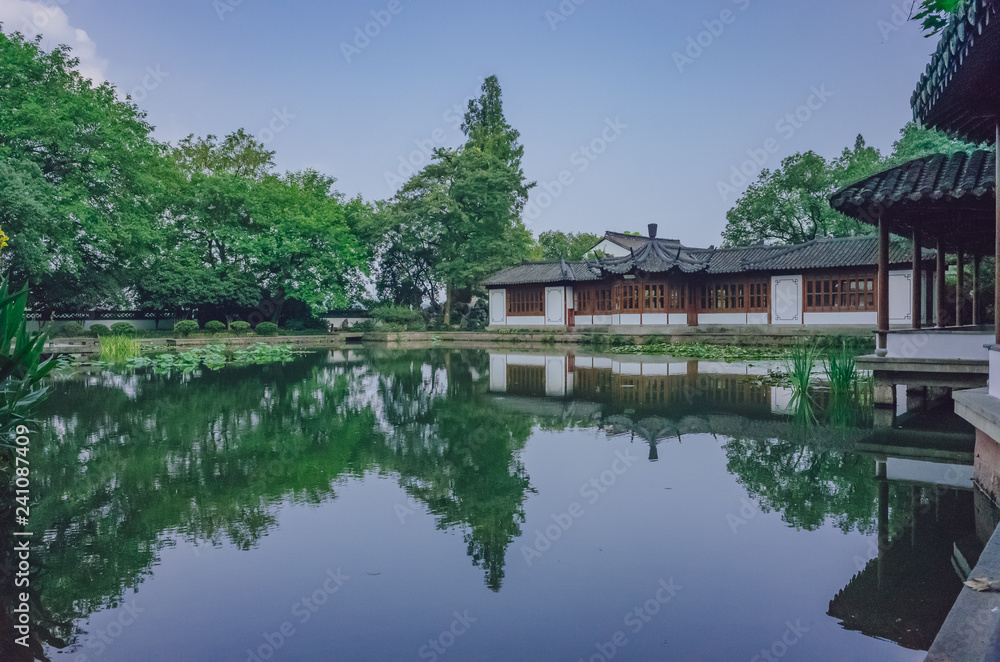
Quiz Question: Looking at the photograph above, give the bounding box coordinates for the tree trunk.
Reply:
[444,284,453,326]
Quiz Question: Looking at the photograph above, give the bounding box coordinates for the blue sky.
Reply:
[2,0,938,247]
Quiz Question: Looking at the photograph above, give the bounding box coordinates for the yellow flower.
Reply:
[0,228,8,251]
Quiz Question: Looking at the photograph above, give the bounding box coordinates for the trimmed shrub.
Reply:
[90,324,111,337]
[174,320,199,337]
[110,322,136,335]
[205,320,227,334]
[231,321,251,334]
[372,305,425,331]
[255,322,279,336]
[54,321,86,337]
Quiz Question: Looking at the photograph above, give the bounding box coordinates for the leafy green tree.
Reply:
[886,122,984,165]
[913,0,968,36]
[534,231,602,261]
[145,132,368,317]
[0,31,165,309]
[722,151,866,247]
[722,127,980,247]
[379,76,534,321]
[248,170,368,312]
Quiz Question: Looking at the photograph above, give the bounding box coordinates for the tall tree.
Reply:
[533,231,602,261]
[721,127,980,247]
[378,76,534,321]
[0,30,165,309]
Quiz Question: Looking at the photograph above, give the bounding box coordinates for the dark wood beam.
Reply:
[973,253,982,326]
[956,246,966,326]
[912,229,922,329]
[878,216,890,350]
[937,237,948,328]
[996,122,1000,344]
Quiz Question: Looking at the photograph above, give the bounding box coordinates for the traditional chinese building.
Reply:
[484,225,934,329]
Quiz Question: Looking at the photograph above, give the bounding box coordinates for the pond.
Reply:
[8,347,987,661]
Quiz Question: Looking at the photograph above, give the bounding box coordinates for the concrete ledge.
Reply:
[926,513,1000,661]
[955,389,1000,445]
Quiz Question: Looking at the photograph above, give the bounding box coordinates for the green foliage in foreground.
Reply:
[127,343,295,373]
[0,278,53,447]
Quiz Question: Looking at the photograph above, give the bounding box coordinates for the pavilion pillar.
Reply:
[911,229,922,330]
[877,216,890,351]
[936,237,948,328]
[973,254,982,326]
[996,123,1000,343]
[956,246,966,327]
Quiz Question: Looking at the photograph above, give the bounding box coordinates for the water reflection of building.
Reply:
[828,439,988,652]
[489,353,781,418]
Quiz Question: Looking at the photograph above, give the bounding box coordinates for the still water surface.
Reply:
[21,348,984,661]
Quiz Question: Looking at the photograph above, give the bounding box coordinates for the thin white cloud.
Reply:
[0,0,107,83]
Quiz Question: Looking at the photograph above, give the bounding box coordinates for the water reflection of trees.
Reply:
[4,349,970,659]
[13,350,535,657]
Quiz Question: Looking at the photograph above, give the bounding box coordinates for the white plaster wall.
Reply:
[619,314,641,325]
[38,319,169,332]
[772,276,803,325]
[575,357,594,369]
[575,315,594,326]
[669,314,688,326]
[506,354,547,366]
[698,313,747,325]
[322,316,371,330]
[545,356,567,396]
[593,315,613,326]
[991,349,1000,398]
[889,271,913,323]
[802,312,877,326]
[643,313,669,325]
[545,287,565,326]
[489,289,507,326]
[615,361,643,376]
[887,331,992,361]
[505,316,546,327]
[591,239,631,257]
[747,313,768,325]
[490,355,508,392]
[886,459,973,489]
[593,357,614,369]
[771,386,795,414]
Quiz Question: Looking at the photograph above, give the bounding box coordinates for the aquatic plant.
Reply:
[99,334,142,363]
[823,341,858,393]
[785,342,820,393]
[233,343,295,364]
[127,343,295,373]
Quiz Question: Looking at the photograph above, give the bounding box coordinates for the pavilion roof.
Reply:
[595,238,711,274]
[829,150,995,251]
[911,0,1000,143]
[482,236,926,287]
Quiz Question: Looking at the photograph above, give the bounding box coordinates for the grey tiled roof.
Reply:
[601,232,676,252]
[830,151,995,224]
[483,236,928,286]
[595,238,711,274]
[482,259,601,286]
[911,0,1000,143]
